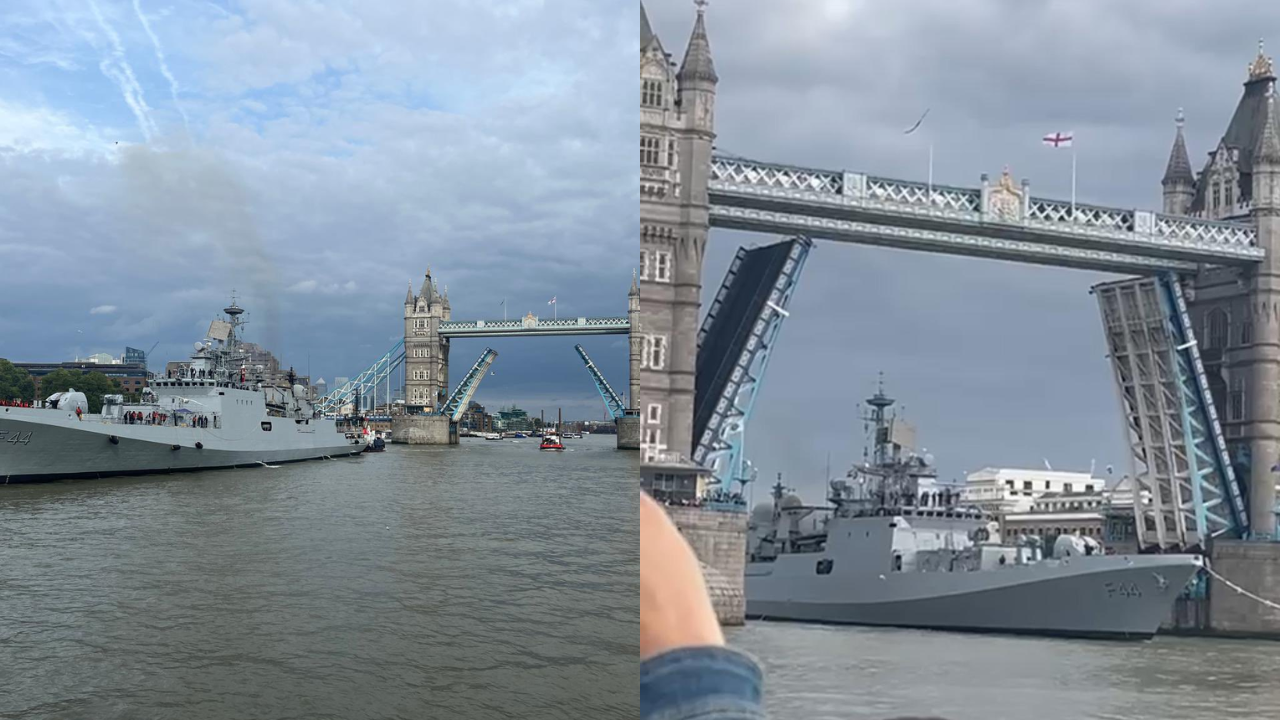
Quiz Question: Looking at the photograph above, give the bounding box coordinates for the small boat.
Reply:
[539,432,564,451]
[364,436,386,453]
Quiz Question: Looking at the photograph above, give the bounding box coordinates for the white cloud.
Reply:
[89,304,117,315]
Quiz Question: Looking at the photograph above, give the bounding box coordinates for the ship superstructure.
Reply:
[0,301,365,483]
[744,379,1204,639]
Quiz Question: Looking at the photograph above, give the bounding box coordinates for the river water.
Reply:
[0,434,638,720]
[730,621,1280,720]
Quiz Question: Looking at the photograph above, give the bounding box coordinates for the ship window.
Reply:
[261,422,272,432]
[893,554,903,572]
[1022,481,1032,491]
[816,559,834,575]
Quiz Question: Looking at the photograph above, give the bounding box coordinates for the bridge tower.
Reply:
[404,268,451,414]
[639,0,717,464]
[629,269,641,410]
[1177,43,1280,536]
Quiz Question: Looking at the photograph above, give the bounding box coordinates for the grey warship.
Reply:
[745,382,1203,639]
[0,301,365,483]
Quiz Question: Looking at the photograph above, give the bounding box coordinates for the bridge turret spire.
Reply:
[1253,83,1280,214]
[1162,108,1195,215]
[405,283,414,305]
[678,0,717,86]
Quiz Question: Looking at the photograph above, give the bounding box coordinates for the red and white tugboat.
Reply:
[539,431,564,451]
[539,408,565,451]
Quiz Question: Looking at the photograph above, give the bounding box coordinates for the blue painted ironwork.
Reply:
[574,344,626,420]
[440,316,629,338]
[316,339,404,415]
[1093,275,1246,550]
[694,236,812,500]
[710,154,1262,269]
[439,347,498,422]
[1160,272,1249,537]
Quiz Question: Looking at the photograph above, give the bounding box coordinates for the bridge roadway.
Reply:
[439,316,629,338]
[709,154,1263,273]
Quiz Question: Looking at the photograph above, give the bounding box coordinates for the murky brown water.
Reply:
[730,620,1280,720]
[1,435,637,719]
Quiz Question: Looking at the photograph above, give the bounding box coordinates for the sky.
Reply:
[0,0,635,421]
[645,0,1280,500]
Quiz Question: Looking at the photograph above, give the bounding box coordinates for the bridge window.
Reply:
[650,335,667,369]
[639,250,650,280]
[668,139,677,168]
[641,79,663,108]
[647,403,662,424]
[644,428,661,447]
[641,136,662,167]
[1242,314,1253,346]
[655,252,672,282]
[1205,308,1229,350]
[1230,376,1246,421]
[1213,181,1221,213]
[1225,181,1234,209]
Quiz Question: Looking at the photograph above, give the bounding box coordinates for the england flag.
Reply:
[1043,131,1073,148]
[548,296,556,305]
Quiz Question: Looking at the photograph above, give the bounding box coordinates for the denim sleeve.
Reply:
[640,645,766,720]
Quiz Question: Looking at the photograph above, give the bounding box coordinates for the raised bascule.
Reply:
[641,2,1280,629]
[317,268,641,448]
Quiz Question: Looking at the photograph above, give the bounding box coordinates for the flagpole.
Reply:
[1071,141,1077,221]
[928,142,934,202]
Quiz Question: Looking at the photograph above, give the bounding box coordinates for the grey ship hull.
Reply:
[746,554,1203,639]
[1,407,364,484]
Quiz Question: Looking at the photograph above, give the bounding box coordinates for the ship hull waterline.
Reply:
[1,408,364,484]
[745,554,1203,640]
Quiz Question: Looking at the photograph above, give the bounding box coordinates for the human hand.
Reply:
[640,490,725,659]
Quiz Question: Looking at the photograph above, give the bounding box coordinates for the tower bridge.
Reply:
[640,0,1280,612]
[318,267,641,448]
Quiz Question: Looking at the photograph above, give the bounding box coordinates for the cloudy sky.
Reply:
[645,0,1280,499]
[0,0,635,421]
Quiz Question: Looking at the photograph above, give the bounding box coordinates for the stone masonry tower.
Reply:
[639,0,717,464]
[403,268,451,414]
[1246,86,1280,537]
[629,270,641,409]
[1175,42,1280,536]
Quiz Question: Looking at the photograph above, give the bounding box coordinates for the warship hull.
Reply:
[746,553,1203,639]
[0,406,364,484]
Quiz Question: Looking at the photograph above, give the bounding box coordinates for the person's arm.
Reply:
[640,491,766,720]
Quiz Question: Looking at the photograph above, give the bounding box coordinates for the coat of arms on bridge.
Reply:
[985,166,1024,223]
[522,312,538,328]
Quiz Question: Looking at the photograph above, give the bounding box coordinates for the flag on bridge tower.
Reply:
[548,296,557,320]
[1042,130,1077,217]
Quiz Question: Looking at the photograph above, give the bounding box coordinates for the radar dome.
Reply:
[780,493,804,510]
[292,384,307,397]
[193,342,204,352]
[750,502,773,525]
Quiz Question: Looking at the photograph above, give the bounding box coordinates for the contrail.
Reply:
[86,0,157,141]
[132,0,190,133]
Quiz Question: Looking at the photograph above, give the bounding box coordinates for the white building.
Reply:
[962,467,1106,515]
